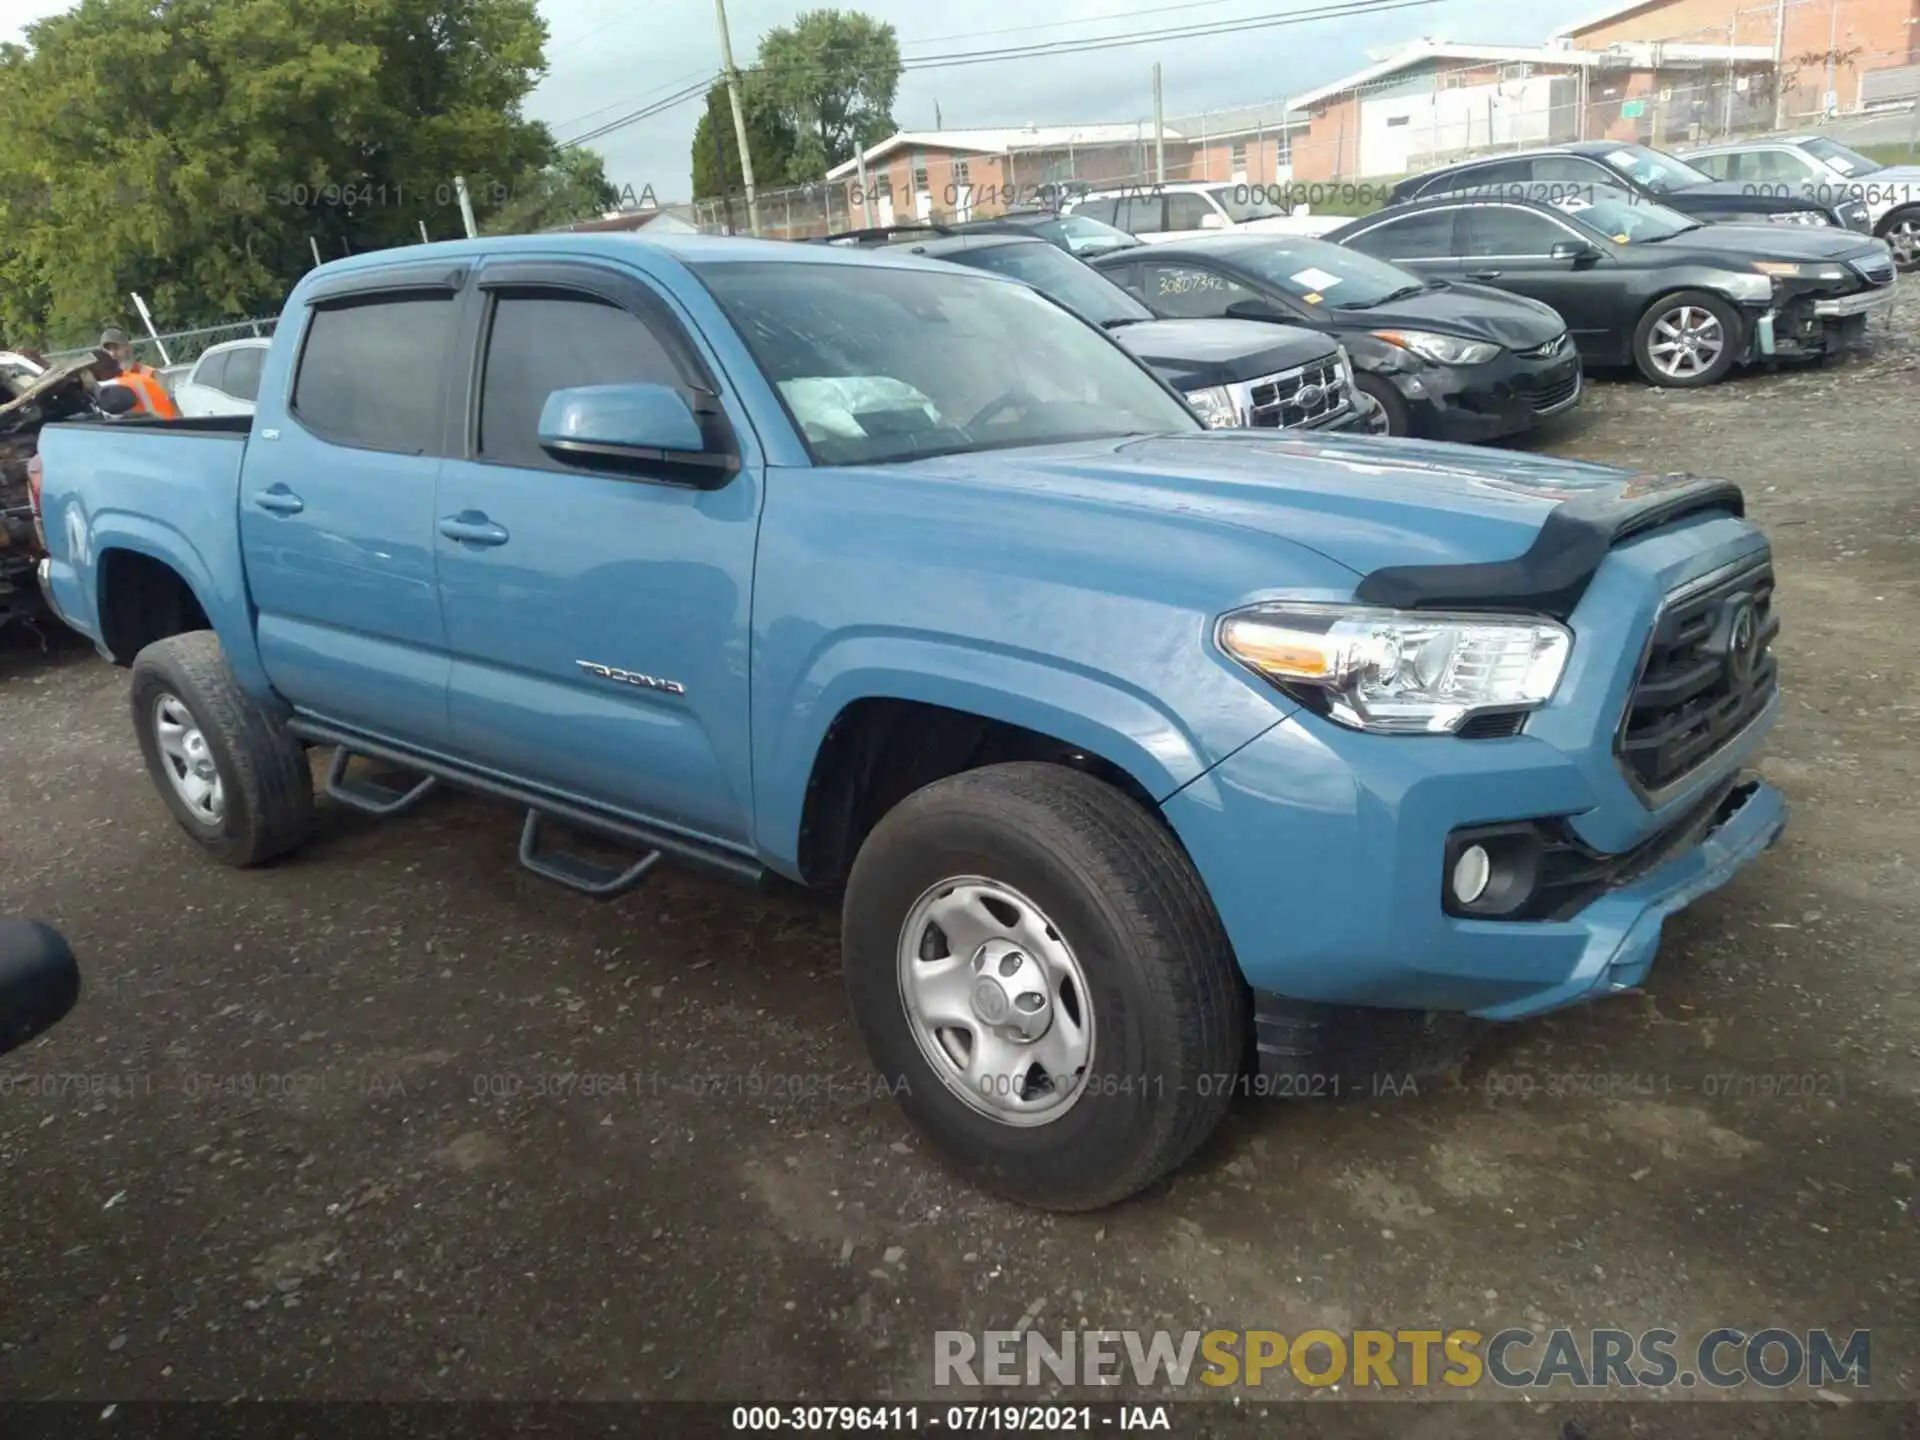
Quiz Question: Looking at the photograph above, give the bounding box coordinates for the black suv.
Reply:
[813,225,1382,434]
[1388,142,1873,233]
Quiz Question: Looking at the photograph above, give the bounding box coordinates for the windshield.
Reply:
[1555,192,1698,242]
[1030,213,1143,255]
[1801,137,1884,177]
[691,260,1197,465]
[1211,186,1292,223]
[1595,144,1714,194]
[944,241,1154,328]
[1222,237,1427,309]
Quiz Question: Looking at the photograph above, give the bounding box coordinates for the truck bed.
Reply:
[35,415,255,653]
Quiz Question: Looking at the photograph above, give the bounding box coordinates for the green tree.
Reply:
[755,9,900,177]
[488,147,620,234]
[0,0,559,344]
[690,80,801,202]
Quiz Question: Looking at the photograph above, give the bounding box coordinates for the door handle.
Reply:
[438,512,510,547]
[1466,269,1503,280]
[253,486,304,515]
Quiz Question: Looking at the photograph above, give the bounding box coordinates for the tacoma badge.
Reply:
[576,661,686,695]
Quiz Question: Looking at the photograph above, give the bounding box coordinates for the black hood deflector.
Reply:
[1352,473,1747,619]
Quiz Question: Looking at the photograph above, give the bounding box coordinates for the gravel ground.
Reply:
[1,286,1917,1438]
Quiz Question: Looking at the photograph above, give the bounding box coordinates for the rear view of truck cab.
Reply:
[28,233,1785,1213]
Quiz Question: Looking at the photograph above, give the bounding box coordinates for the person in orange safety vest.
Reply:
[97,327,180,419]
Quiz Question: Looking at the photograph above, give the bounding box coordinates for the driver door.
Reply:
[432,258,763,845]
[1456,206,1618,353]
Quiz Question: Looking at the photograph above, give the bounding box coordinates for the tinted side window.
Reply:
[1347,209,1456,260]
[1165,193,1215,230]
[1463,208,1569,256]
[478,290,683,469]
[1424,159,1529,197]
[1137,262,1262,319]
[194,349,231,394]
[1531,156,1613,187]
[1688,152,1735,181]
[223,345,265,402]
[1074,198,1119,224]
[293,295,458,453]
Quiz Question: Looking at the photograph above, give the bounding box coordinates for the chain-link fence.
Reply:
[42,316,281,371]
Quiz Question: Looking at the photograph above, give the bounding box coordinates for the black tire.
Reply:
[1878,206,1920,273]
[1632,290,1742,389]
[842,762,1246,1211]
[1353,372,1411,436]
[130,631,314,867]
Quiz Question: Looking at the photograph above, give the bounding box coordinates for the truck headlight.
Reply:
[1371,329,1501,366]
[1217,603,1572,734]
[1184,385,1241,429]
[1767,209,1832,226]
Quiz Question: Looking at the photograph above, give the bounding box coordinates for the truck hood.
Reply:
[1111,318,1336,390]
[887,431,1742,611]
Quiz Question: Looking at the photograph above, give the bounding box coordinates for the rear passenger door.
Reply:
[1339,206,1462,279]
[432,258,763,846]
[240,265,464,747]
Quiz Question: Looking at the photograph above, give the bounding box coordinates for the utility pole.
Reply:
[1152,63,1166,184]
[1772,0,1789,129]
[714,0,762,237]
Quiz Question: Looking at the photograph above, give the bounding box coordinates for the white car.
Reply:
[1065,182,1345,244]
[1680,135,1920,270]
[172,337,270,417]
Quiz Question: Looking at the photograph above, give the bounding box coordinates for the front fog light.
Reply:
[1451,844,1492,905]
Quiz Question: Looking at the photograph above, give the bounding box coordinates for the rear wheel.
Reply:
[842,762,1246,1211]
[1353,373,1411,436]
[130,632,315,866]
[1632,290,1741,388]
[1879,206,1920,272]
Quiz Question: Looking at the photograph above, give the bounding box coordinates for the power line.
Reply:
[902,0,1261,49]
[562,0,1442,149]
[560,75,717,149]
[550,67,718,137]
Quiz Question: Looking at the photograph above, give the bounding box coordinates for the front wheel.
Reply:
[842,763,1246,1211]
[1633,290,1741,388]
[1878,206,1920,272]
[1353,373,1411,436]
[130,632,315,866]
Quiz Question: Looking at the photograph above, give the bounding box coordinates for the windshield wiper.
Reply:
[1100,316,1147,330]
[1332,283,1426,309]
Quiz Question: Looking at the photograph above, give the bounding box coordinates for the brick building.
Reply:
[1554,0,1920,120]
[828,125,1197,226]
[1286,36,1775,180]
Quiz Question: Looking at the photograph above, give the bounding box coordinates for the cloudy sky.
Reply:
[3,0,1556,198]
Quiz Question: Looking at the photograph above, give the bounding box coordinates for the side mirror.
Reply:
[1199,212,1226,230]
[1550,239,1600,262]
[1225,298,1287,323]
[0,920,80,1059]
[96,384,140,416]
[537,383,731,482]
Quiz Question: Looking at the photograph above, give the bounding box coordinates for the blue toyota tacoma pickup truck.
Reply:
[33,233,1785,1210]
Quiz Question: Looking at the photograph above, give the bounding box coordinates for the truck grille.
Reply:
[1617,554,1778,800]
[1239,357,1348,428]
[1853,252,1896,287]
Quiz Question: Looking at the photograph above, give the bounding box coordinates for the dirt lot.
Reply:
[1,290,1917,1437]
